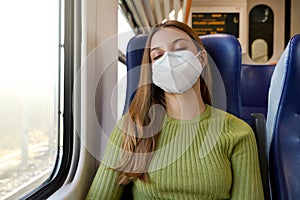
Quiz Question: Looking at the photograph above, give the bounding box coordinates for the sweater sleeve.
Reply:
[85,122,125,200]
[230,119,264,200]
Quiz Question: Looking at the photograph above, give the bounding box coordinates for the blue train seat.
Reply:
[241,64,275,124]
[123,34,148,114]
[200,34,242,116]
[267,34,300,199]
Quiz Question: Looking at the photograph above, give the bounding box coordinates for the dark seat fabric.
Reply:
[240,64,275,123]
[123,34,148,114]
[200,34,242,117]
[267,34,300,200]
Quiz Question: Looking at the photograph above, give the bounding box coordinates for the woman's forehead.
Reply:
[150,27,192,47]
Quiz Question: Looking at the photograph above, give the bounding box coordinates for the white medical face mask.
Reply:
[152,50,203,94]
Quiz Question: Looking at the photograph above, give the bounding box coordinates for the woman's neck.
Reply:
[165,84,206,120]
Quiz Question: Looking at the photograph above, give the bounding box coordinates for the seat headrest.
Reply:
[123,34,148,114]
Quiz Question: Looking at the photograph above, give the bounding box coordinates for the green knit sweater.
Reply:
[86,106,264,199]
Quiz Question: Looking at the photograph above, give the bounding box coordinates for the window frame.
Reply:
[19,0,75,199]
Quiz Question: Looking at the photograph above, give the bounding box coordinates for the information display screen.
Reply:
[192,13,239,37]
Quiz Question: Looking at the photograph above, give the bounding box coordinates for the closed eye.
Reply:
[153,54,163,60]
[174,47,187,51]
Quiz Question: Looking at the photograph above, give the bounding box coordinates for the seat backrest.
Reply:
[200,34,242,116]
[123,34,148,114]
[124,33,242,116]
[266,34,300,199]
[240,64,275,123]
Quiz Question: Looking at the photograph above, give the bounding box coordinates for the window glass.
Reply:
[0,0,62,198]
[118,8,135,54]
[249,5,274,63]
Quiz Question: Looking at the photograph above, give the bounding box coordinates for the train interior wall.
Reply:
[291,0,300,36]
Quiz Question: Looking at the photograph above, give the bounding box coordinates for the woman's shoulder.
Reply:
[225,113,255,144]
[209,106,254,138]
[226,112,251,130]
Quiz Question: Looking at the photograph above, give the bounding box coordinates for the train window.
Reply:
[0,0,69,199]
[249,5,274,63]
[117,8,135,119]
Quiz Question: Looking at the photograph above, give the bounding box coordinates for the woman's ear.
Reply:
[199,49,208,67]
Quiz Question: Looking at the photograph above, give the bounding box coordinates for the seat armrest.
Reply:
[250,113,270,200]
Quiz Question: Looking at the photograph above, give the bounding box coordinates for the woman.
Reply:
[86,20,264,199]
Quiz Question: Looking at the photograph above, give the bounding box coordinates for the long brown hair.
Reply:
[116,20,211,184]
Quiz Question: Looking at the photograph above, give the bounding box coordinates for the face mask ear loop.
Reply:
[195,50,202,58]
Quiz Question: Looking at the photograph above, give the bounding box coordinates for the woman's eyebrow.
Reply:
[150,38,188,52]
[172,38,188,44]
